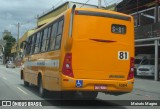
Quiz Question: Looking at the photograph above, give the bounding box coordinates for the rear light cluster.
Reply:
[127,57,134,80]
[75,10,79,15]
[62,53,74,77]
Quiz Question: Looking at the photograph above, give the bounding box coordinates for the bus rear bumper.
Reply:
[61,76,134,93]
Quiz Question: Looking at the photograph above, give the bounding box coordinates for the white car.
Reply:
[134,54,154,75]
[137,59,155,76]
[134,58,145,75]
[6,61,16,68]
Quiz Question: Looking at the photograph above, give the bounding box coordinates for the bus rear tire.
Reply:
[82,91,98,99]
[39,77,46,98]
[24,81,29,87]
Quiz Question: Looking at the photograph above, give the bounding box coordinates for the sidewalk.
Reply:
[134,77,160,94]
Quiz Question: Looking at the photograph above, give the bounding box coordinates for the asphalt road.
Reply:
[0,65,159,109]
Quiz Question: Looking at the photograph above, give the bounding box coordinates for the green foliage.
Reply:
[3,35,16,57]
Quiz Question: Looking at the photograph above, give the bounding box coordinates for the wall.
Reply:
[38,3,68,27]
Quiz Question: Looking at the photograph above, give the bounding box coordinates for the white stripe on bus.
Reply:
[24,60,59,68]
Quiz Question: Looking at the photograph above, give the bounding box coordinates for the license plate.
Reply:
[94,85,107,90]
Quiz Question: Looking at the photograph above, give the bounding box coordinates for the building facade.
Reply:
[116,0,160,81]
[2,30,12,38]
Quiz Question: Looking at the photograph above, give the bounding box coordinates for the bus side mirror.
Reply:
[20,43,23,49]
[20,41,27,49]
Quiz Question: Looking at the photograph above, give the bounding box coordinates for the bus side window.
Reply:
[30,35,36,54]
[26,38,29,55]
[34,32,40,54]
[39,31,43,52]
[26,37,32,55]
[49,22,58,51]
[55,20,64,50]
[22,39,27,56]
[41,28,48,52]
[45,26,52,51]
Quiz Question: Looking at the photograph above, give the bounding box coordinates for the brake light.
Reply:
[62,53,74,77]
[127,57,134,80]
[75,10,79,15]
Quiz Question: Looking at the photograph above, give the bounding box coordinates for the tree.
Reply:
[3,35,16,60]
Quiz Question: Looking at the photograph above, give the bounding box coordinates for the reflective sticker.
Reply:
[24,60,59,68]
[76,80,83,88]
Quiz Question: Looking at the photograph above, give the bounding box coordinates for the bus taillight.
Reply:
[75,10,79,15]
[127,57,134,80]
[62,53,74,77]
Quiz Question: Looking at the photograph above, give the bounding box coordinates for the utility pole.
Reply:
[17,23,20,59]
[0,45,4,64]
[98,0,102,8]
[155,0,159,81]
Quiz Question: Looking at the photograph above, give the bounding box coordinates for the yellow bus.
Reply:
[20,5,135,99]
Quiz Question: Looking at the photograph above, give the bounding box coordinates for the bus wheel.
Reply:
[24,81,29,87]
[82,91,98,99]
[38,77,46,97]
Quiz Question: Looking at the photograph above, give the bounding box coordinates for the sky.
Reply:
[0,0,121,39]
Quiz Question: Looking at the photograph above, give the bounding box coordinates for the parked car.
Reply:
[135,58,145,75]
[134,54,153,75]
[6,61,16,68]
[137,59,160,76]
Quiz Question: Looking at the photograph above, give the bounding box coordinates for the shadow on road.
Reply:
[135,76,154,80]
[20,84,127,108]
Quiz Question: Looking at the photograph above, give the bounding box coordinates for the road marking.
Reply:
[11,70,19,74]
[17,87,28,95]
[5,69,20,75]
[2,77,7,80]
[0,73,4,76]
